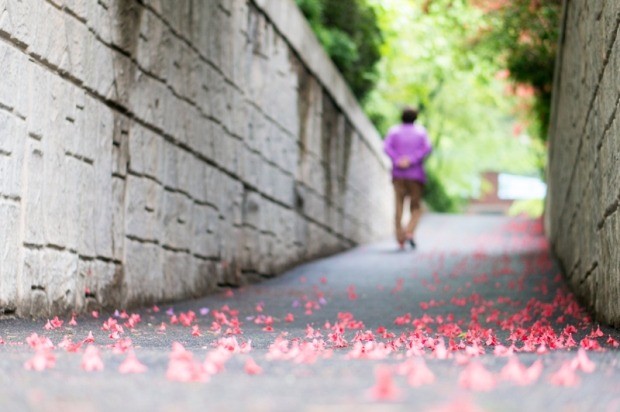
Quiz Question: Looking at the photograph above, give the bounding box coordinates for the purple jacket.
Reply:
[384,123,432,183]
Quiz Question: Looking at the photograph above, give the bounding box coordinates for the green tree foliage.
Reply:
[364,0,546,212]
[295,0,383,101]
[478,0,563,141]
[297,0,551,213]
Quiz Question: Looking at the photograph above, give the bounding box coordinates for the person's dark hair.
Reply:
[401,107,418,124]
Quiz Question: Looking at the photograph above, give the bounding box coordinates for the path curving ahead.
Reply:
[1,214,619,411]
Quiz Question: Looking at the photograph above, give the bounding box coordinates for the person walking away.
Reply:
[383,107,432,249]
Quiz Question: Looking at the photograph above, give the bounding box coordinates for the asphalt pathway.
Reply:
[1,214,620,412]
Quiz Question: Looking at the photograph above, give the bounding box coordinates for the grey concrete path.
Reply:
[1,214,620,412]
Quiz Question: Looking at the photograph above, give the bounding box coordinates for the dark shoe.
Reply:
[408,238,416,249]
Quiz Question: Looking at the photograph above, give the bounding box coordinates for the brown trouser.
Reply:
[393,179,423,244]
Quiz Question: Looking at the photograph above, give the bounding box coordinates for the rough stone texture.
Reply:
[547,1,620,325]
[0,0,392,317]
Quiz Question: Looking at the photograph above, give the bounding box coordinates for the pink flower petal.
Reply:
[550,362,580,386]
[24,349,56,371]
[493,345,514,357]
[111,338,133,354]
[26,333,54,350]
[81,345,104,372]
[166,343,209,382]
[500,357,541,385]
[244,357,263,375]
[571,348,596,373]
[118,352,148,374]
[367,365,401,401]
[405,359,435,387]
[83,331,95,344]
[458,362,496,391]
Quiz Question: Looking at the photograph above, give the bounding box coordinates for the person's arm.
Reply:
[383,130,398,163]
[385,131,412,169]
[410,131,432,164]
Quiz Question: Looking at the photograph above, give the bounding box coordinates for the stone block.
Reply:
[75,258,120,311]
[184,154,204,202]
[155,0,191,40]
[192,257,217,296]
[257,161,274,199]
[204,164,222,208]
[161,190,192,251]
[135,10,168,79]
[599,212,620,323]
[30,1,70,73]
[0,42,28,117]
[63,0,88,23]
[239,225,259,269]
[256,232,275,275]
[21,138,44,245]
[73,157,96,257]
[0,0,34,48]
[187,0,207,56]
[186,115,214,160]
[0,111,26,200]
[21,248,46,292]
[83,34,116,101]
[243,190,263,230]
[111,176,126,261]
[0,201,20,308]
[223,175,244,226]
[60,87,87,158]
[244,106,264,153]
[191,203,220,259]
[25,63,49,140]
[128,123,164,180]
[278,206,296,241]
[112,116,130,178]
[261,200,277,236]
[162,249,192,301]
[165,39,193,101]
[93,110,115,259]
[230,87,246,139]
[175,148,194,193]
[125,68,163,127]
[124,174,163,242]
[63,14,88,83]
[20,248,48,317]
[187,58,208,113]
[85,0,112,44]
[272,167,295,207]
[212,127,239,175]
[107,0,144,57]
[158,89,180,142]
[88,260,123,310]
[208,69,228,126]
[44,249,79,315]
[40,136,71,249]
[235,144,250,189]
[123,238,164,305]
[161,140,179,189]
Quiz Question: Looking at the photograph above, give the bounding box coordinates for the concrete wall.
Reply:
[0,0,392,317]
[547,1,620,325]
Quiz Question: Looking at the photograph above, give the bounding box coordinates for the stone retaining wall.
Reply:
[0,0,392,317]
[547,1,620,325]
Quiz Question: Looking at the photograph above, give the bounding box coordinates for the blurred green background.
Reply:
[295,0,562,217]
